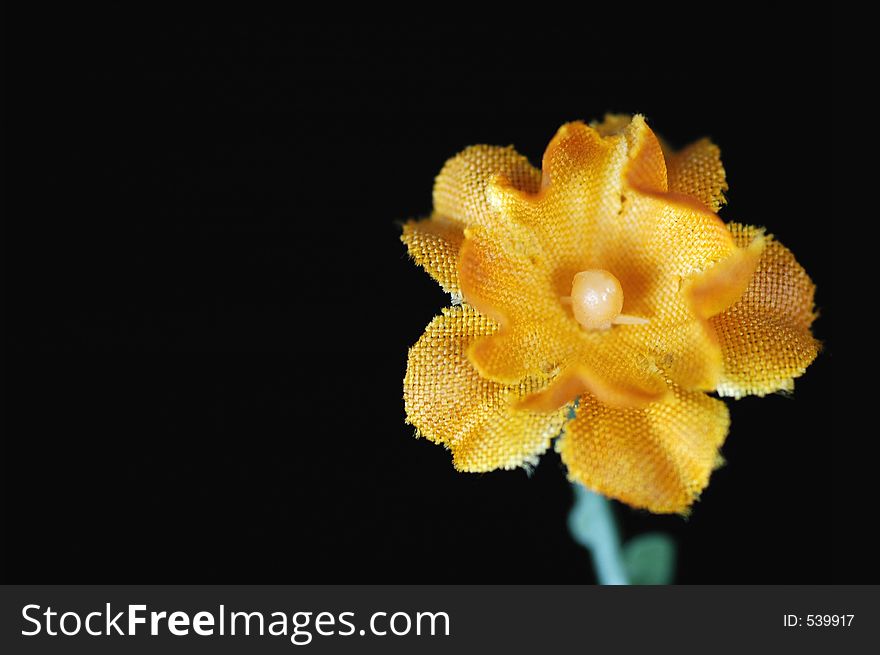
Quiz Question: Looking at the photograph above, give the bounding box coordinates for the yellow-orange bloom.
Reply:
[401,115,818,514]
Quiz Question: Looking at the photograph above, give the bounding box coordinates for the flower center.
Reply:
[568,269,649,331]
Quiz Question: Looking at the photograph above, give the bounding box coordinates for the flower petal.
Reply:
[433,144,542,228]
[666,138,728,211]
[687,232,765,319]
[710,224,819,397]
[620,114,668,194]
[508,121,628,286]
[557,387,730,514]
[403,305,568,471]
[400,216,464,298]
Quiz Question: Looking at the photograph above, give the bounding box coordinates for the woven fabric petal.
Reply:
[400,216,465,298]
[403,305,568,471]
[433,144,542,227]
[711,224,819,397]
[400,143,543,299]
[557,387,730,514]
[666,138,728,212]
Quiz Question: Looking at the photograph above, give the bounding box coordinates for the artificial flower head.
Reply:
[401,115,818,514]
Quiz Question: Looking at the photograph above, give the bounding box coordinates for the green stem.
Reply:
[568,483,629,585]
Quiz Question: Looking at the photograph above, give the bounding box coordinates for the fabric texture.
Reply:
[711,224,818,397]
[557,386,730,514]
[401,114,818,513]
[665,138,728,212]
[403,305,568,471]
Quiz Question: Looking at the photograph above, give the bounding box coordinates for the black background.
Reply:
[5,15,844,582]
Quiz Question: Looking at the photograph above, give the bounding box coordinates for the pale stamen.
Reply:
[565,269,649,330]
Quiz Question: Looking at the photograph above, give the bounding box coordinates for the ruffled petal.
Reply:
[620,114,668,194]
[687,232,765,318]
[495,121,627,288]
[666,138,728,212]
[400,216,464,298]
[711,224,819,397]
[433,144,542,228]
[557,387,730,514]
[403,305,568,471]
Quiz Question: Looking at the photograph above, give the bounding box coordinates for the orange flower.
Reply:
[401,115,818,514]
